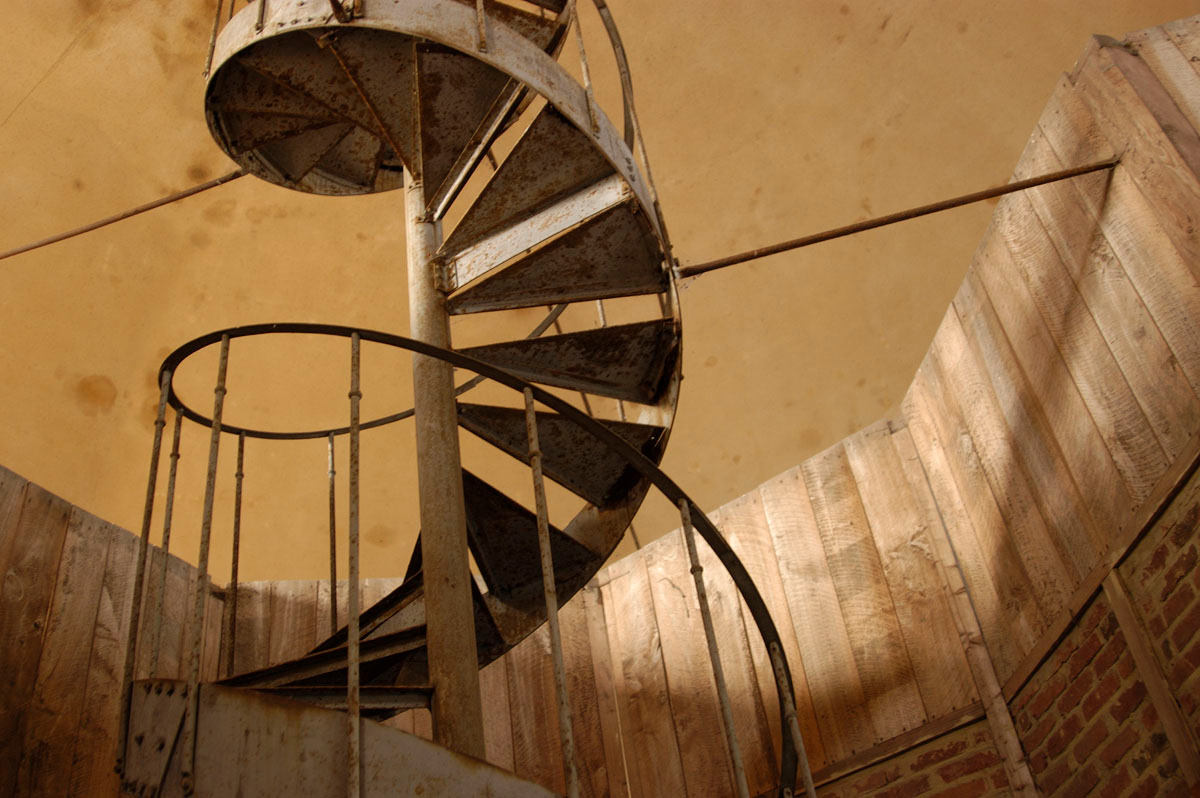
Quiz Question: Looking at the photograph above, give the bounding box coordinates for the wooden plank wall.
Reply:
[0,464,224,798]
[903,19,1200,697]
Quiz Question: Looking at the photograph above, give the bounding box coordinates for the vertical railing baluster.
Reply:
[115,369,172,776]
[203,0,223,77]
[150,411,184,676]
[347,333,363,798]
[328,431,339,635]
[769,641,817,798]
[223,432,246,678]
[524,388,580,798]
[180,335,230,797]
[474,0,488,52]
[568,0,600,134]
[679,498,750,798]
[255,0,267,31]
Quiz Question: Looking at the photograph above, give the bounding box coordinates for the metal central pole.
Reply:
[403,166,486,759]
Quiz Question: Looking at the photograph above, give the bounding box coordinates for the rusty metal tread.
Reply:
[418,43,512,204]
[255,122,356,183]
[311,573,425,653]
[458,318,679,404]
[209,58,343,119]
[441,103,616,254]
[461,469,600,598]
[218,110,344,156]
[447,200,667,314]
[255,685,432,718]
[458,404,666,507]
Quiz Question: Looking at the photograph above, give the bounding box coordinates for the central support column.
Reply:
[404,167,486,759]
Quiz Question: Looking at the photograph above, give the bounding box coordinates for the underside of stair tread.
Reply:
[448,200,667,314]
[462,469,600,597]
[418,43,512,201]
[458,403,666,507]
[256,122,355,183]
[459,318,679,404]
[441,103,617,254]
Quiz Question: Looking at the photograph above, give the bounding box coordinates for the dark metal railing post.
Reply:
[524,388,580,798]
[679,498,750,798]
[223,433,246,678]
[150,411,184,676]
[115,369,172,776]
[180,334,230,796]
[347,333,363,798]
[328,431,339,635]
[770,641,816,798]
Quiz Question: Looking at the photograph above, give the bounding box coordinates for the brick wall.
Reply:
[1011,592,1187,797]
[1119,472,1200,744]
[818,720,1010,798]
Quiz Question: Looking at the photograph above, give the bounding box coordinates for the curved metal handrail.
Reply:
[157,321,802,796]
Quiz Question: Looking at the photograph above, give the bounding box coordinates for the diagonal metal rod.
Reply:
[0,170,246,263]
[677,157,1120,278]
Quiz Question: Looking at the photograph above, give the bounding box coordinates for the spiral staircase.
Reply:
[117,1,806,796]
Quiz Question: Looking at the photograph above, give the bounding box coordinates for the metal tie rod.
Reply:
[677,157,1119,278]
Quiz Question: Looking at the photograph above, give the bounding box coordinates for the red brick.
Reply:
[1072,717,1110,766]
[1038,758,1072,793]
[878,774,930,798]
[1141,703,1159,731]
[1058,669,1095,714]
[1118,651,1136,678]
[927,777,987,798]
[1162,545,1198,602]
[1131,732,1168,776]
[1129,773,1158,798]
[1016,711,1032,732]
[1170,601,1200,652]
[1070,632,1104,679]
[1047,714,1084,759]
[1083,672,1121,718]
[1111,681,1148,723]
[1063,763,1099,798]
[1098,764,1132,798]
[1028,751,1048,775]
[1150,613,1169,638]
[1170,504,1199,548]
[935,751,1001,783]
[990,770,1008,790]
[1163,582,1196,624]
[1081,599,1109,636]
[1143,542,1170,578]
[1101,724,1139,767]
[911,740,966,772]
[1093,633,1126,676]
[852,765,900,792]
[1030,673,1068,717]
[1158,751,1180,780]
[1024,715,1055,750]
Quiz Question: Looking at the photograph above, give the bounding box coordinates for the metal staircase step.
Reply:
[458,403,666,506]
[255,685,432,719]
[418,43,511,201]
[320,29,420,171]
[233,32,378,133]
[461,469,599,597]
[458,318,678,404]
[315,124,390,189]
[209,59,343,119]
[219,110,343,156]
[441,104,616,254]
[458,0,561,49]
[256,122,354,183]
[448,200,667,314]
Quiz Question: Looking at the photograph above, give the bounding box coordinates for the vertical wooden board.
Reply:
[268,581,320,666]
[903,363,1040,682]
[1164,17,1200,87]
[759,467,873,762]
[953,271,1109,576]
[479,655,514,772]
[995,185,1172,490]
[15,509,113,798]
[0,484,71,795]
[801,444,926,743]
[136,548,186,680]
[728,488,828,772]
[505,624,564,793]
[605,555,687,797]
[972,219,1142,511]
[202,582,224,682]
[1018,146,1200,463]
[1038,76,1200,415]
[582,583,631,798]
[233,581,271,675]
[315,579,338,644]
[842,423,978,720]
[0,466,29,561]
[930,307,1077,617]
[387,709,415,734]
[412,707,433,740]
[69,516,136,797]
[644,528,735,798]
[1072,38,1200,274]
[560,592,608,798]
[698,506,778,795]
[598,573,645,795]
